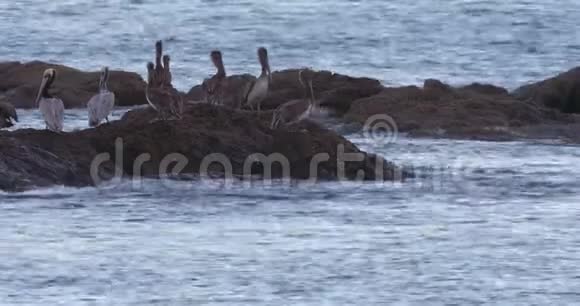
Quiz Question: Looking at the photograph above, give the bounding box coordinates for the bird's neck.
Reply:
[259,58,270,77]
[99,78,108,92]
[41,80,53,98]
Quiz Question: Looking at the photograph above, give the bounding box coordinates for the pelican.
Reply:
[36,68,64,132]
[87,66,115,127]
[161,55,183,118]
[162,54,172,87]
[145,62,181,120]
[244,47,271,113]
[0,101,18,129]
[202,50,226,105]
[153,40,165,88]
[270,69,316,129]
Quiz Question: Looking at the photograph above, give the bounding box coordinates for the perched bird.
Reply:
[201,50,226,105]
[244,47,271,113]
[0,101,18,129]
[87,66,115,127]
[36,68,65,132]
[153,40,165,88]
[161,54,183,118]
[162,54,172,87]
[271,69,316,129]
[145,62,182,120]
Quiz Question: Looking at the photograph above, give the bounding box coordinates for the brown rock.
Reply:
[0,61,147,109]
[0,103,409,191]
[460,82,509,96]
[345,80,564,138]
[513,66,580,113]
[186,69,383,113]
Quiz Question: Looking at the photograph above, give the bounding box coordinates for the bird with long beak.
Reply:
[87,66,115,127]
[36,68,65,132]
[145,62,182,120]
[270,68,316,129]
[162,55,183,118]
[153,40,165,88]
[244,47,271,113]
[162,54,172,87]
[0,101,18,129]
[201,50,226,105]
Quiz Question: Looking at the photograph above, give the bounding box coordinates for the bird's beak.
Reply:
[35,77,48,107]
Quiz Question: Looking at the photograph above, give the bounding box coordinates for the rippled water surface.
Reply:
[1,0,580,90]
[2,1,580,305]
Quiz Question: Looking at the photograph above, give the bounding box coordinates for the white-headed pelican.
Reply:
[244,47,271,113]
[87,66,115,127]
[36,68,65,132]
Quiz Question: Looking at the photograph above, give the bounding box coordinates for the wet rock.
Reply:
[186,69,383,113]
[513,66,580,113]
[0,61,147,109]
[459,82,509,96]
[0,103,408,192]
[345,79,573,139]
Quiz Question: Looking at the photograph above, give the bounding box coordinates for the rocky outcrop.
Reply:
[182,68,580,142]
[345,80,577,140]
[186,69,383,113]
[0,103,409,192]
[0,61,147,109]
[513,67,580,114]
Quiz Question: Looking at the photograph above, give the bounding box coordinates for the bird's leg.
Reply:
[105,116,109,123]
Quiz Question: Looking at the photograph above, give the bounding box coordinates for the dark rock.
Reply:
[0,61,147,109]
[460,82,509,96]
[513,66,580,113]
[0,103,408,192]
[186,69,383,113]
[345,79,573,139]
[423,79,453,94]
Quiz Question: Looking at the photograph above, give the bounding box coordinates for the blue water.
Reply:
[1,0,580,91]
[2,1,580,305]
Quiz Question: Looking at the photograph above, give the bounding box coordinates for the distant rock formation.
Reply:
[0,61,147,108]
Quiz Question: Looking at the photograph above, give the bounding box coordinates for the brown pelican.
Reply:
[0,101,18,128]
[36,68,65,132]
[270,69,316,129]
[161,55,183,118]
[201,50,226,105]
[244,47,271,113]
[153,40,165,88]
[87,66,115,127]
[145,62,181,120]
[162,54,172,87]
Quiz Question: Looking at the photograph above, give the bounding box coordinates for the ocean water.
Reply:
[1,0,580,91]
[2,1,580,305]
